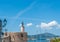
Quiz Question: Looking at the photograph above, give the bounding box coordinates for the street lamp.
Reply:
[0,19,7,42]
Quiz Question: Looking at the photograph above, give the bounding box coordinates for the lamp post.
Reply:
[0,19,7,42]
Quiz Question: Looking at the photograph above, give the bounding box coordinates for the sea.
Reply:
[28,39,50,42]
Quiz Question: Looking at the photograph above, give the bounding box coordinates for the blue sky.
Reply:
[0,0,60,35]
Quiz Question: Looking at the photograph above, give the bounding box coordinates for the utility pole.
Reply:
[0,19,7,42]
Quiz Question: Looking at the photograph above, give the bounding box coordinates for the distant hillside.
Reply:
[28,33,60,40]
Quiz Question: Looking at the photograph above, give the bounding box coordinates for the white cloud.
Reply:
[26,23,32,27]
[36,20,60,29]
[19,23,33,27]
[48,21,58,27]
[41,21,58,28]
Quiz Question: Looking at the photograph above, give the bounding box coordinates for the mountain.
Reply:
[28,33,60,40]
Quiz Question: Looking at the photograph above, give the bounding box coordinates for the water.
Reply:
[28,39,50,42]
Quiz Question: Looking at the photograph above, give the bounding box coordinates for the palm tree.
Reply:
[0,19,7,42]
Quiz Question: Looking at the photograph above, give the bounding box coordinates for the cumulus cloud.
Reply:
[26,23,32,27]
[36,20,60,29]
[41,21,58,28]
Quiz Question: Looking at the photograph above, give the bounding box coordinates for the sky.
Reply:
[0,0,60,35]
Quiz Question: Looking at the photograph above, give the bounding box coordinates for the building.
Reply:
[2,22,27,42]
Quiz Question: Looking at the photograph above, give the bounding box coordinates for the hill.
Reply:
[28,33,60,40]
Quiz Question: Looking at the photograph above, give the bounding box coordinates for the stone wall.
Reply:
[2,32,27,42]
